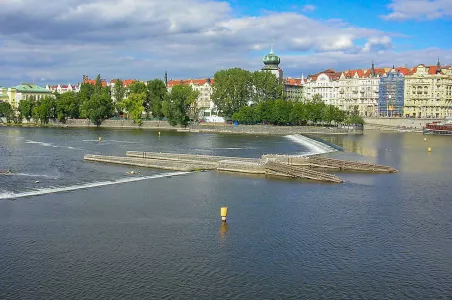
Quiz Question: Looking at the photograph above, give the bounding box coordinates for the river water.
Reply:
[0,127,451,299]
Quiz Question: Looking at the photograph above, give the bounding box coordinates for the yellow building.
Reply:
[403,61,452,118]
[6,83,54,110]
[0,87,9,103]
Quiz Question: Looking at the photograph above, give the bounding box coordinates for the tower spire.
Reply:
[164,70,168,85]
[371,60,376,76]
[436,57,441,74]
[270,40,274,54]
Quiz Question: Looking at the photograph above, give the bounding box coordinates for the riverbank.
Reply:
[0,118,363,135]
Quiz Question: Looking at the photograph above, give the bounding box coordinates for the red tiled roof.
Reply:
[167,78,214,87]
[284,78,302,86]
[83,79,107,87]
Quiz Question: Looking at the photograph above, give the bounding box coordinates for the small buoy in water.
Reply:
[424,137,427,141]
[98,137,102,142]
[220,207,228,222]
[35,180,39,184]
[158,131,161,136]
[130,171,135,175]
[428,147,432,152]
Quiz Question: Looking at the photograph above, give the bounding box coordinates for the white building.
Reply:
[46,84,80,94]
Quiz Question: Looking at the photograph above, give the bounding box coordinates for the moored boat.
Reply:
[423,120,452,135]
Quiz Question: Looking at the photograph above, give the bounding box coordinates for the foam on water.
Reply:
[0,171,190,200]
[25,140,82,150]
[285,134,337,156]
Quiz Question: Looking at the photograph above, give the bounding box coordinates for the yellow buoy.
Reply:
[158,131,161,136]
[98,137,102,141]
[220,207,228,222]
[428,147,431,152]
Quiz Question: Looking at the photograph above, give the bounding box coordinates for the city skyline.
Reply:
[0,0,451,87]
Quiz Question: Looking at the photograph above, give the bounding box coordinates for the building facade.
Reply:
[403,61,452,118]
[304,69,341,105]
[7,84,54,109]
[0,87,9,103]
[283,77,305,101]
[46,84,80,94]
[378,67,405,117]
[166,78,222,121]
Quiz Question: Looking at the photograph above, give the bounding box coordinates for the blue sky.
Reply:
[0,0,451,86]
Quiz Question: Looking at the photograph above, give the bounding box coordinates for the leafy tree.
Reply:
[290,102,307,125]
[232,105,258,124]
[146,79,167,119]
[162,84,199,126]
[211,68,253,118]
[252,71,284,103]
[0,102,14,123]
[255,99,274,123]
[78,83,95,106]
[119,92,145,124]
[18,99,35,122]
[306,94,326,124]
[128,81,147,95]
[81,93,114,125]
[270,100,293,125]
[56,92,80,122]
[112,79,127,113]
[33,96,56,124]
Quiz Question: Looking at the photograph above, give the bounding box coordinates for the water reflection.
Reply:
[219,222,229,240]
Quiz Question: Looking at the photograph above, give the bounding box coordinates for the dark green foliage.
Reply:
[162,85,199,127]
[232,94,348,126]
[252,71,284,103]
[0,102,14,123]
[33,96,57,124]
[211,68,253,118]
[18,99,35,122]
[119,92,145,125]
[81,93,114,126]
[56,92,80,122]
[146,79,167,118]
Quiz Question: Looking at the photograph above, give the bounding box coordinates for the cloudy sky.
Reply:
[0,0,451,86]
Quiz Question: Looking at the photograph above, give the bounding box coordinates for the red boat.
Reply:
[423,120,452,135]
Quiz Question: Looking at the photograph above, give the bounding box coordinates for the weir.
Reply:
[84,150,398,183]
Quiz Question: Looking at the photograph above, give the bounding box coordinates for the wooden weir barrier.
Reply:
[264,161,343,183]
[306,156,398,173]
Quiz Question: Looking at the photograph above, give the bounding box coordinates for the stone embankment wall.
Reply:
[364,117,442,130]
[45,119,362,135]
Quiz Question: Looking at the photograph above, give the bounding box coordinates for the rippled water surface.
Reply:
[0,127,451,299]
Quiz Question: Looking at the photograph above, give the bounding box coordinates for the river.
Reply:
[0,127,451,299]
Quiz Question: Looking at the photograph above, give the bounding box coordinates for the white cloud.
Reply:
[0,0,448,86]
[382,0,452,20]
[302,5,316,13]
[362,36,392,52]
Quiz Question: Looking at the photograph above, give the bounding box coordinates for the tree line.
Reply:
[3,75,198,126]
[0,68,364,127]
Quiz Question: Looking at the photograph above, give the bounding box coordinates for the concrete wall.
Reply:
[50,119,176,129]
[364,117,441,129]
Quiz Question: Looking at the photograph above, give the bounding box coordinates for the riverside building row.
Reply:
[1,51,451,119]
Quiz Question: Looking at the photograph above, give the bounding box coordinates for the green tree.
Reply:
[128,81,147,95]
[306,94,326,124]
[33,96,56,124]
[78,83,95,107]
[162,84,199,126]
[112,79,127,113]
[56,92,80,122]
[0,102,14,123]
[252,71,284,103]
[18,99,35,122]
[232,105,258,124]
[211,68,253,118]
[119,92,145,124]
[81,93,114,125]
[270,99,292,125]
[146,79,167,119]
[290,102,307,125]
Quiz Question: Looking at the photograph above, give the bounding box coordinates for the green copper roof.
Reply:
[14,84,51,93]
